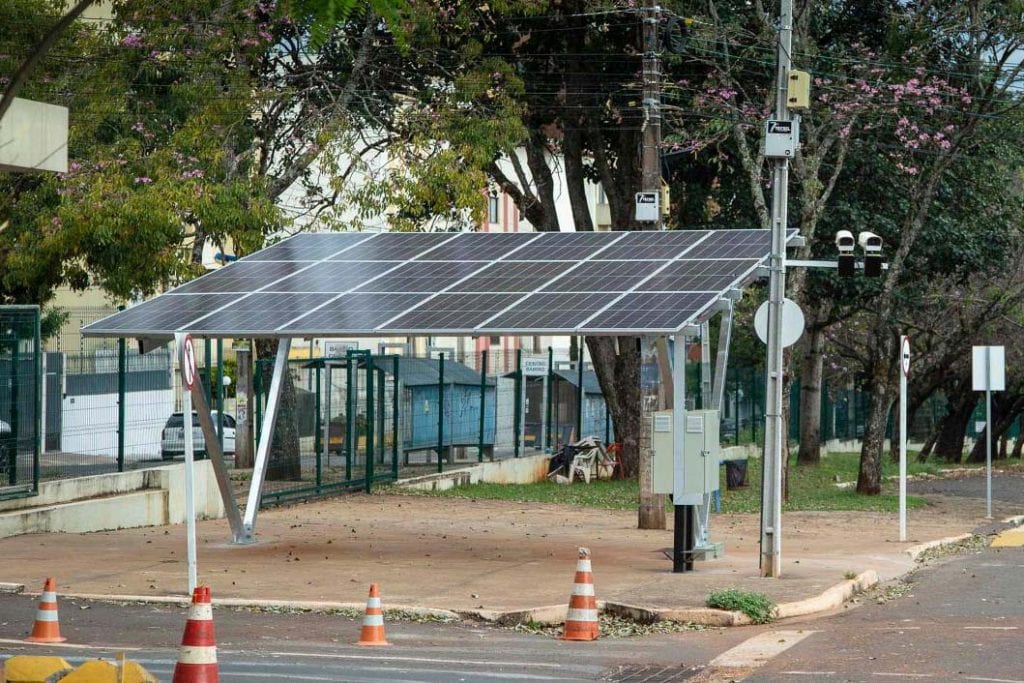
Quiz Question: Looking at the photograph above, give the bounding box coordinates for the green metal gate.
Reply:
[0,306,41,500]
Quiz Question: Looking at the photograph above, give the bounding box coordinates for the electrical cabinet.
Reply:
[651,409,720,504]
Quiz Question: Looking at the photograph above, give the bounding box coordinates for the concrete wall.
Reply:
[0,461,225,538]
[397,453,550,492]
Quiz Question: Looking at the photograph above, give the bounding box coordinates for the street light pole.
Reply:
[761,0,793,578]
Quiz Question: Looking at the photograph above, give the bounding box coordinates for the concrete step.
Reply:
[0,489,169,539]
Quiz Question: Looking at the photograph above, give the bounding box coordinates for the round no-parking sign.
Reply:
[182,334,197,389]
[901,336,911,378]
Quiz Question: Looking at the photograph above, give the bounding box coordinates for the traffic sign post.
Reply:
[176,333,198,594]
[899,335,910,542]
[972,346,1005,519]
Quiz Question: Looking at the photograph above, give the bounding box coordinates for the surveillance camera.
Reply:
[858,231,883,253]
[835,230,856,254]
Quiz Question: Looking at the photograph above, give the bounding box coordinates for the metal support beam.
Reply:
[711,301,734,412]
[695,323,713,549]
[241,338,292,542]
[189,365,245,544]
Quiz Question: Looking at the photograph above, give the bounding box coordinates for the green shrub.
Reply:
[706,588,775,624]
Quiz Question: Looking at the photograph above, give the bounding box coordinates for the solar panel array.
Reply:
[82,229,789,338]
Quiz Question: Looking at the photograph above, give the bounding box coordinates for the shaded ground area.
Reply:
[0,485,1017,613]
[744,545,1024,682]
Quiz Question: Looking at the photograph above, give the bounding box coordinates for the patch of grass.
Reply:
[706,588,775,624]
[403,451,934,514]
[843,570,858,580]
[720,452,931,513]
[400,478,642,510]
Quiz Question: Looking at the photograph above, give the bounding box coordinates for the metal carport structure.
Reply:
[82,229,799,565]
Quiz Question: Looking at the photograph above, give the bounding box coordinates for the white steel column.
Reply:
[242,338,292,541]
[176,334,198,593]
[761,0,794,579]
[712,302,734,411]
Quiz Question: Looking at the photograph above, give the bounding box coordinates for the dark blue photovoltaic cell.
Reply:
[328,232,457,261]
[638,259,758,292]
[511,232,619,261]
[172,261,313,294]
[245,232,374,261]
[188,293,337,332]
[450,261,576,292]
[480,292,612,330]
[386,293,524,330]
[81,228,785,336]
[279,293,427,332]
[265,261,400,293]
[84,293,236,333]
[355,261,484,293]
[593,230,709,260]
[585,292,710,330]
[680,229,772,259]
[412,232,538,261]
[539,260,667,292]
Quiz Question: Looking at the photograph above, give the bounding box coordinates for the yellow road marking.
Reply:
[991,528,1024,548]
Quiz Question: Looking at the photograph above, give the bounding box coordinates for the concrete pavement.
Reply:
[0,488,1016,623]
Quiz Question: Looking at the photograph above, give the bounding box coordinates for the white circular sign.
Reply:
[182,335,197,389]
[901,336,911,377]
[754,298,805,348]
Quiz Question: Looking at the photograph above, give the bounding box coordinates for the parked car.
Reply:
[160,411,236,461]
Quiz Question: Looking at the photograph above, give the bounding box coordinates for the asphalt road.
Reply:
[744,545,1024,682]
[909,471,1024,506]
[0,596,750,682]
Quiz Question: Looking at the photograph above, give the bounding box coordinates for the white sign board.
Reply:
[182,335,197,389]
[635,191,660,222]
[754,298,805,348]
[972,346,1005,392]
[900,336,911,377]
[521,357,549,377]
[324,341,357,358]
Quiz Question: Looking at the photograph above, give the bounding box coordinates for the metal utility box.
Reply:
[764,118,800,158]
[787,70,811,110]
[651,409,720,504]
[635,191,660,222]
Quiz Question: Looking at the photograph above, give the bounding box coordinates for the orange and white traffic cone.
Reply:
[172,586,219,683]
[356,583,390,646]
[26,577,66,643]
[562,547,599,641]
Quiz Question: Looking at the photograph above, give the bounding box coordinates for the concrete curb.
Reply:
[773,570,878,620]
[905,533,974,561]
[55,593,460,621]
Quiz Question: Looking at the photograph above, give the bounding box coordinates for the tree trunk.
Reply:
[796,324,825,465]
[857,362,894,495]
[255,339,302,480]
[916,428,937,463]
[933,394,976,463]
[587,336,665,529]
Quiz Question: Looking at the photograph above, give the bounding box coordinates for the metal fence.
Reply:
[0,306,41,500]
[249,348,617,506]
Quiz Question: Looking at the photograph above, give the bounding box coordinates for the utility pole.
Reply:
[638,0,667,532]
[761,0,793,578]
[641,0,662,223]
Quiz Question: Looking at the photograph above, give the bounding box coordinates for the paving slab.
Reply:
[0,491,1016,615]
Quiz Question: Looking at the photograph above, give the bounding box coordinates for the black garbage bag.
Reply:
[548,443,578,476]
[725,459,748,489]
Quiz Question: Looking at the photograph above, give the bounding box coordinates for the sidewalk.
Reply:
[0,491,1016,618]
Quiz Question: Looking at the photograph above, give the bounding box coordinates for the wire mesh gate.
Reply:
[0,306,42,500]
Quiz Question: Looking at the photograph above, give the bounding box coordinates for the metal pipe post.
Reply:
[314,362,322,492]
[392,356,399,479]
[117,333,126,473]
[761,0,794,579]
[899,335,908,541]
[576,339,584,441]
[478,350,488,463]
[365,355,375,493]
[545,346,553,451]
[345,350,354,482]
[513,349,522,458]
[437,353,445,473]
[672,333,693,572]
[216,339,224,452]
